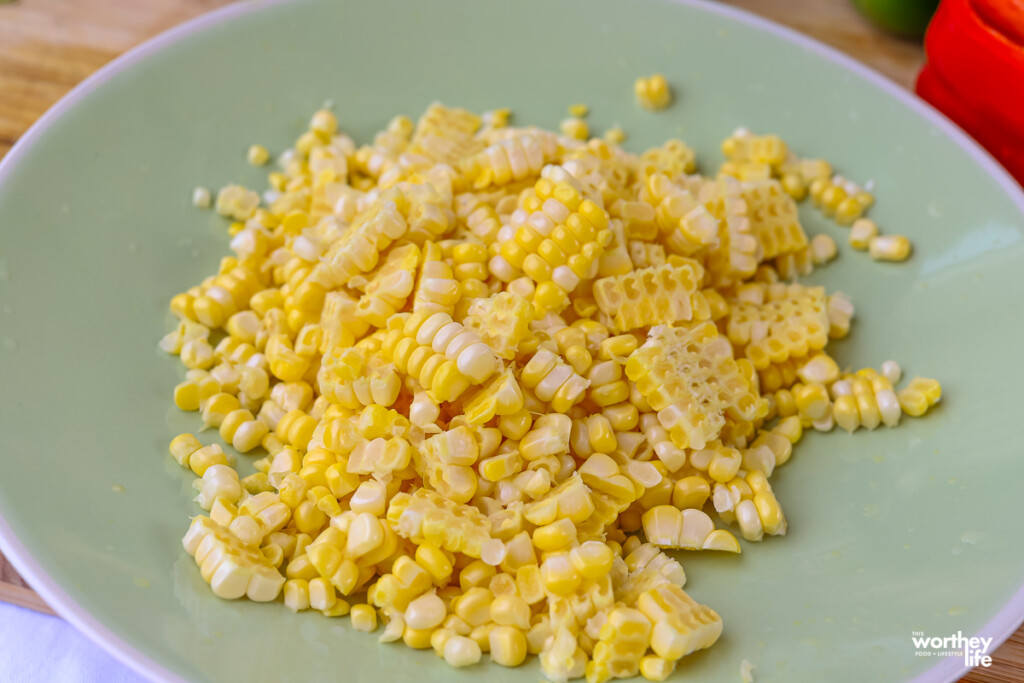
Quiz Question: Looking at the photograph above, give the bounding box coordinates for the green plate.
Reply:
[1,0,1023,681]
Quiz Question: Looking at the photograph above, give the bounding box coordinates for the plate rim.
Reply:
[0,0,1022,681]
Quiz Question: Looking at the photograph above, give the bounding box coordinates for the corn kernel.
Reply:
[849,218,878,250]
[489,626,528,667]
[635,74,673,110]
[351,604,378,632]
[247,144,270,166]
[444,635,483,667]
[869,235,911,262]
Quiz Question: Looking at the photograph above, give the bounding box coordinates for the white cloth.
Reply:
[0,602,145,682]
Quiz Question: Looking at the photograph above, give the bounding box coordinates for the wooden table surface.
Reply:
[0,0,1020,681]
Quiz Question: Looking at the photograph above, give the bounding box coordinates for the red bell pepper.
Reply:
[916,0,1024,184]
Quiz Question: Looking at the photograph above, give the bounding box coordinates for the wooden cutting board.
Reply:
[0,0,1020,681]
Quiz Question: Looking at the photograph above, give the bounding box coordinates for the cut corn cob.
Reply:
[626,323,763,450]
[726,283,830,370]
[388,488,505,564]
[593,263,705,333]
[463,291,533,360]
[699,176,758,285]
[182,516,285,601]
[741,179,808,260]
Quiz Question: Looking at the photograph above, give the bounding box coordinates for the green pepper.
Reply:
[851,0,940,39]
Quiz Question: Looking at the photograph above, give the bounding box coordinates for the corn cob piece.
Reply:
[638,139,696,177]
[402,310,499,383]
[627,322,763,450]
[454,193,502,243]
[626,241,666,269]
[636,583,723,662]
[587,607,652,682]
[638,174,719,257]
[721,130,788,170]
[182,516,285,601]
[317,346,401,409]
[726,282,830,370]
[463,291,533,360]
[614,543,687,605]
[498,173,614,312]
[520,348,590,412]
[353,244,420,328]
[379,313,472,402]
[413,426,480,504]
[699,176,759,285]
[593,263,706,333]
[741,179,808,260]
[641,506,741,553]
[387,488,504,564]
[407,102,484,166]
[412,241,460,314]
[462,132,560,189]
[314,191,409,288]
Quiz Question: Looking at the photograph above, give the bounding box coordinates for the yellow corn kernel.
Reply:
[907,377,941,404]
[489,626,528,667]
[489,572,517,597]
[560,117,589,141]
[283,579,310,612]
[850,376,881,430]
[568,103,589,118]
[459,560,496,590]
[604,126,627,144]
[405,591,447,630]
[810,234,838,265]
[794,383,831,421]
[415,544,453,585]
[454,587,494,626]
[569,541,614,579]
[189,444,229,477]
[639,655,676,681]
[377,612,405,643]
[849,218,878,250]
[491,594,531,630]
[532,518,578,552]
[797,354,840,385]
[444,635,483,667]
[869,235,912,262]
[169,433,202,469]
[351,604,378,632]
[635,74,673,110]
[540,553,582,596]
[672,476,710,510]
[247,144,270,166]
[898,376,941,416]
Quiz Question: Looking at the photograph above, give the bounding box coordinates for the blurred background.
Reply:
[0,0,934,160]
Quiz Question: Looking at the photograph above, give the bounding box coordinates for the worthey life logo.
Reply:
[910,630,993,667]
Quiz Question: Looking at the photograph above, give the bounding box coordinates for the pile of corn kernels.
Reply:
[161,92,941,682]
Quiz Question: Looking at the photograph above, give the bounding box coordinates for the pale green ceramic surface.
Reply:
[1,0,1023,681]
